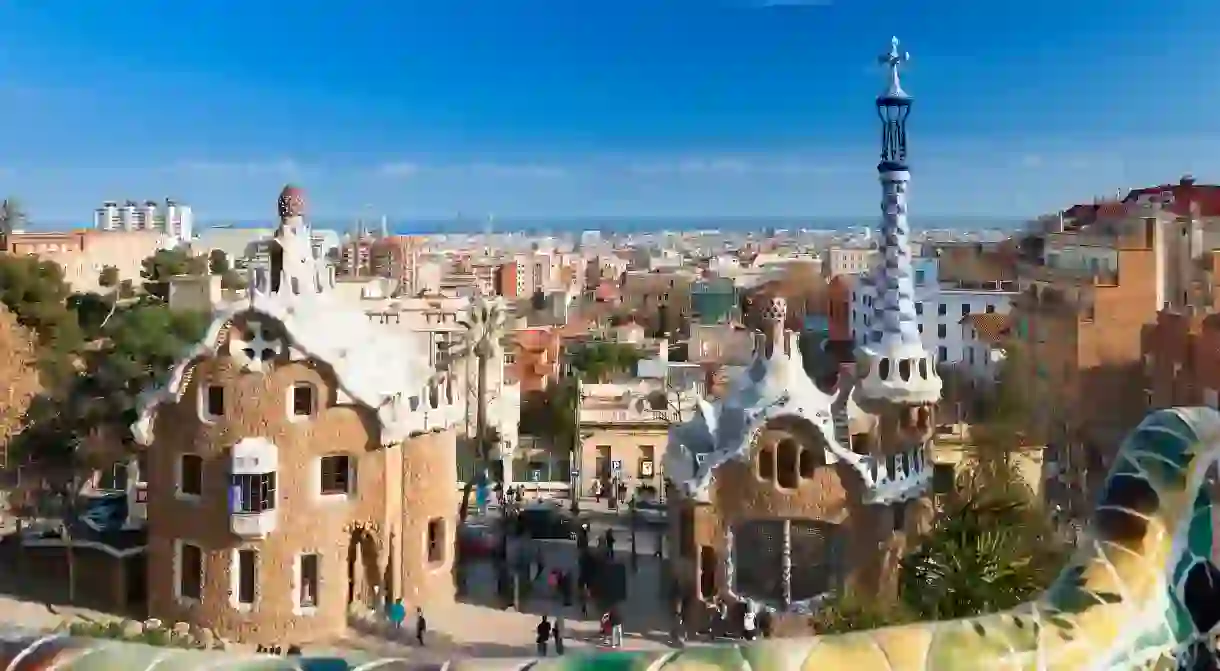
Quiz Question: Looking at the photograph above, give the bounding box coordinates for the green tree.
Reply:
[221,269,247,290]
[453,296,509,524]
[520,378,578,452]
[67,292,112,341]
[0,197,26,234]
[898,492,1064,620]
[568,341,645,383]
[207,249,230,275]
[140,248,207,301]
[0,255,84,384]
[97,265,120,289]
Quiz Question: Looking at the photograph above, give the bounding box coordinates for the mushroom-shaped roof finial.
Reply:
[278,184,306,219]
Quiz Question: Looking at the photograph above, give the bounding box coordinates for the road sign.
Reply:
[570,468,580,477]
[611,459,623,473]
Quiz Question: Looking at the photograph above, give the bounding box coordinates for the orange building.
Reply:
[1025,183,1220,524]
[826,274,854,342]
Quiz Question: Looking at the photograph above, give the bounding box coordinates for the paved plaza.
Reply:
[0,497,680,662]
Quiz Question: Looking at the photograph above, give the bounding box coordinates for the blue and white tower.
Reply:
[856,38,942,405]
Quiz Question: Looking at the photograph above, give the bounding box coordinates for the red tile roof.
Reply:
[959,313,1014,345]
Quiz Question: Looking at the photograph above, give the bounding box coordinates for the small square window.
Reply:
[985,304,996,314]
[292,383,314,417]
[298,553,320,609]
[179,454,203,497]
[915,302,923,316]
[320,455,354,496]
[961,304,970,317]
[236,549,257,605]
[937,324,947,339]
[937,303,947,316]
[204,385,224,418]
[427,517,445,564]
[937,346,947,361]
[177,542,203,602]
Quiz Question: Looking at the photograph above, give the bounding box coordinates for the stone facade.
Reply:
[143,312,457,646]
[669,402,934,632]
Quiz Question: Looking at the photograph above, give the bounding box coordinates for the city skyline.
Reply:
[0,0,1218,220]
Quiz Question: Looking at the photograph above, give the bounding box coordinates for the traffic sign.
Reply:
[611,459,623,473]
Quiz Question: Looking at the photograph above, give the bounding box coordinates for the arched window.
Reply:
[798,448,816,479]
[776,440,799,489]
[757,446,776,481]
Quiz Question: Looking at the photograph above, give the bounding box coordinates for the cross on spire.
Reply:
[879,36,910,99]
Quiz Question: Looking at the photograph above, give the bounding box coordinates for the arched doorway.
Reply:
[346,527,382,609]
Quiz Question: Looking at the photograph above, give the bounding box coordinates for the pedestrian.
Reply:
[713,599,728,640]
[560,570,573,607]
[553,615,565,655]
[534,546,546,581]
[609,606,624,648]
[742,606,758,641]
[758,608,774,639]
[604,528,616,557]
[535,616,552,656]
[592,478,603,503]
[388,598,406,632]
[415,607,427,646]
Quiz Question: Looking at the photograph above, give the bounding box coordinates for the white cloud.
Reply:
[377,161,569,179]
[628,157,843,176]
[462,162,569,178]
[173,159,304,176]
[378,162,421,178]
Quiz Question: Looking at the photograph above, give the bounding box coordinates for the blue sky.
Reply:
[0,0,1218,222]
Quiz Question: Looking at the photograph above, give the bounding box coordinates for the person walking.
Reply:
[609,606,624,649]
[535,616,552,656]
[414,607,427,646]
[388,598,406,633]
[758,607,774,639]
[604,528,616,557]
[742,606,758,642]
[553,615,565,655]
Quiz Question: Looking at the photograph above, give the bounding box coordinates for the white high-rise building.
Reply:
[94,199,194,245]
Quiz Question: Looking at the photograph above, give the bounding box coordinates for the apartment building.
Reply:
[820,245,879,278]
[850,257,1017,365]
[1017,199,1172,522]
[94,199,193,245]
[1,229,168,292]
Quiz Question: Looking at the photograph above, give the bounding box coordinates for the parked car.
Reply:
[458,520,498,558]
[634,499,668,525]
[518,502,580,539]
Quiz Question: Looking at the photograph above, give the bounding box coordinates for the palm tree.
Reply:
[454,295,508,524]
[0,197,25,235]
[898,492,1061,619]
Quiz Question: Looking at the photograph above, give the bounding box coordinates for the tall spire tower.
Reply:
[856,38,941,405]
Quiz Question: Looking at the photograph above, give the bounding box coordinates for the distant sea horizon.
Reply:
[33,215,1029,236]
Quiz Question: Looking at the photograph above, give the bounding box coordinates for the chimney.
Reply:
[762,296,788,357]
[1181,174,1197,187]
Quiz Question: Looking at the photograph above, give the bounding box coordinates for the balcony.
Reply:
[580,407,673,425]
[230,438,278,540]
[231,510,277,538]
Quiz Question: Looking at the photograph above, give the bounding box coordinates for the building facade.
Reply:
[94,199,193,245]
[849,257,1017,366]
[130,185,462,646]
[663,42,938,633]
